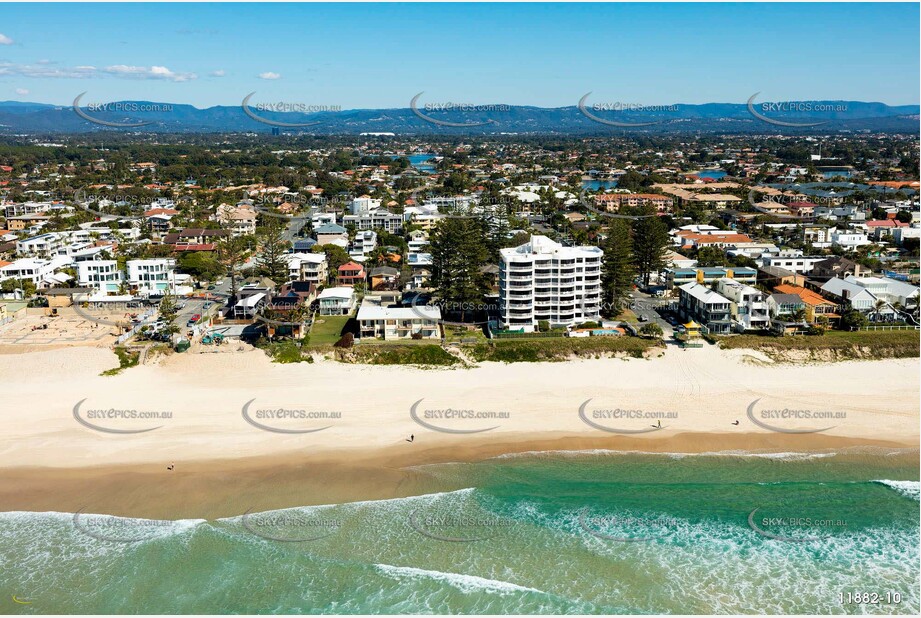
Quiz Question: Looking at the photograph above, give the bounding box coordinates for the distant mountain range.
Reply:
[0,99,917,134]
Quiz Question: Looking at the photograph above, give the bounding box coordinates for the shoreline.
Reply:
[1,433,916,520]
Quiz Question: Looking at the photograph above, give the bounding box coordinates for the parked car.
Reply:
[638,314,649,323]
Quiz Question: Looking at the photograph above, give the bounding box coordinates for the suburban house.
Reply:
[342,209,403,234]
[0,255,73,286]
[817,275,919,319]
[286,252,328,285]
[767,292,806,320]
[714,278,769,331]
[314,224,349,246]
[349,230,378,259]
[233,289,268,319]
[677,282,733,334]
[809,256,868,282]
[356,295,441,340]
[772,284,840,326]
[758,265,806,289]
[369,266,401,291]
[337,261,366,287]
[317,286,357,315]
[126,258,186,297]
[498,234,603,332]
[77,260,123,294]
[665,266,758,289]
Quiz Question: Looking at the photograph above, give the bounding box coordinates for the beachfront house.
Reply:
[286,252,329,285]
[356,295,441,341]
[713,278,769,331]
[317,286,357,315]
[677,282,733,334]
[76,260,124,295]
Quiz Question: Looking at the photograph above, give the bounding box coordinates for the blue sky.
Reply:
[1,2,918,108]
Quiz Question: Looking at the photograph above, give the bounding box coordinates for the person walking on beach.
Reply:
[406,434,414,443]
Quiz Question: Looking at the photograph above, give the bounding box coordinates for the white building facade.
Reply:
[499,235,603,332]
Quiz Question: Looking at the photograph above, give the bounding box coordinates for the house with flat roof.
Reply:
[714,278,769,331]
[77,260,123,295]
[317,286,357,315]
[665,266,757,289]
[357,295,441,341]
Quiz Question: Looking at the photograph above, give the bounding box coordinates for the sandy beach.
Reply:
[0,344,917,517]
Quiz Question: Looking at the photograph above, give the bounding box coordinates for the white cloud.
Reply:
[0,61,197,82]
[104,64,197,82]
[0,62,95,79]
[258,72,281,80]
[15,88,29,96]
[210,69,226,77]
[0,34,13,45]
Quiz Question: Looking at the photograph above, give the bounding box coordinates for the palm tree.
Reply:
[869,299,889,323]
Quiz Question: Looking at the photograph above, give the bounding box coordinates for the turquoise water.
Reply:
[692,170,727,180]
[2,448,918,614]
[582,180,619,190]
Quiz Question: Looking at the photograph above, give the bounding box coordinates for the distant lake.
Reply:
[691,170,727,180]
[405,153,436,172]
[582,180,618,190]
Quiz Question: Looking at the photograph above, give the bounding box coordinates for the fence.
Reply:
[860,324,919,331]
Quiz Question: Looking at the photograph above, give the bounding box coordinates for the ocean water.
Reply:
[2,448,918,614]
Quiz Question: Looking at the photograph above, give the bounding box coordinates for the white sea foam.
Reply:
[217,488,478,523]
[873,480,921,501]
[373,563,544,596]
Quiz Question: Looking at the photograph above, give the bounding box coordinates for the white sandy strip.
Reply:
[0,344,917,468]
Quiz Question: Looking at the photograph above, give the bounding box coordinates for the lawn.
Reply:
[308,315,353,346]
